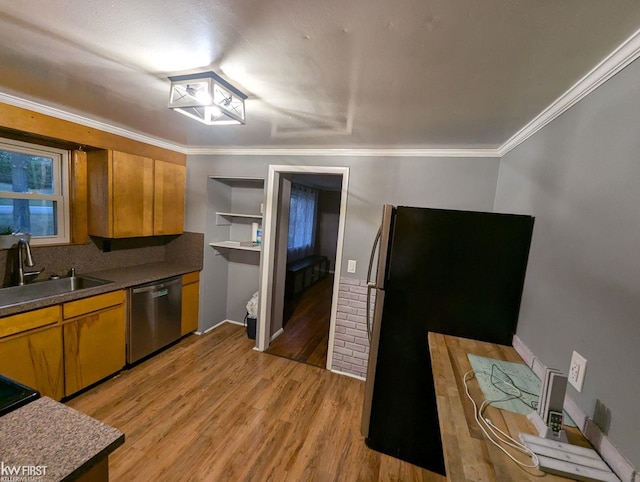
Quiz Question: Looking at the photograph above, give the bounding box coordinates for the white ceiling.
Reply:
[1,1,640,151]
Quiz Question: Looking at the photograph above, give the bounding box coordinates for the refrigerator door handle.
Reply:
[362,205,395,437]
[366,226,382,340]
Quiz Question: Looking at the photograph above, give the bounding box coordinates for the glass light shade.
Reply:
[168,72,246,125]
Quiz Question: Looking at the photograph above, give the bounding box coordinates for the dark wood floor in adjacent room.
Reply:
[66,323,443,482]
[266,274,333,368]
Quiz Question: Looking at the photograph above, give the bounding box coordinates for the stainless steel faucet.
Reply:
[15,237,41,286]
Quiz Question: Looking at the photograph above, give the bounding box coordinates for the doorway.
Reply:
[258,166,349,372]
[265,174,342,368]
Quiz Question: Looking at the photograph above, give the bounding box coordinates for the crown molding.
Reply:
[499,28,640,157]
[0,91,497,158]
[4,27,640,160]
[184,147,500,157]
[0,91,188,154]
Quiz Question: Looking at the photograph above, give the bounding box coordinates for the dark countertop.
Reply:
[86,261,201,287]
[0,261,201,318]
[0,396,124,482]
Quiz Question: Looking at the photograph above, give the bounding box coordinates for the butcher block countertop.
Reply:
[428,332,591,481]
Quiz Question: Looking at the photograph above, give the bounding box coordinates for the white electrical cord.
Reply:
[463,369,540,469]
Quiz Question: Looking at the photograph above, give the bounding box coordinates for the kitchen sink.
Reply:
[0,275,114,308]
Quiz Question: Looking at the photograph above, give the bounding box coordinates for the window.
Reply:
[287,183,318,262]
[0,138,70,245]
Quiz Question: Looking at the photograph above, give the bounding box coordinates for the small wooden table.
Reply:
[428,332,589,481]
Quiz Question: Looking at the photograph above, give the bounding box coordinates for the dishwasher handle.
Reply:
[131,277,182,294]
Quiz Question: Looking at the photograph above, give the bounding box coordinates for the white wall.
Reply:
[494,57,640,468]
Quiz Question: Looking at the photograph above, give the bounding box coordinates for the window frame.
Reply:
[0,137,70,245]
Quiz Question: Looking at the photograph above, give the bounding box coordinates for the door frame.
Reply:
[257,165,350,371]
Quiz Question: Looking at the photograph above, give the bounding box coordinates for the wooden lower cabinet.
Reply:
[0,323,64,400]
[63,291,126,397]
[181,272,200,335]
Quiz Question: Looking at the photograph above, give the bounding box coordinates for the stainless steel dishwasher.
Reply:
[127,276,182,364]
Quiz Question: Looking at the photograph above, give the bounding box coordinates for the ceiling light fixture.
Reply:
[168,71,247,125]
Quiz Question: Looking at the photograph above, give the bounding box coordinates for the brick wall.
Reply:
[332,278,375,379]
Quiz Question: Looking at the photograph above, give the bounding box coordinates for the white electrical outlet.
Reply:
[347,259,357,273]
[568,351,587,392]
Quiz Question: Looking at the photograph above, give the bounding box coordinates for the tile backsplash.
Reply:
[0,232,204,286]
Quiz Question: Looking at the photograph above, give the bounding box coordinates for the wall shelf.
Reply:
[215,212,262,226]
[208,176,264,187]
[205,175,265,326]
[209,241,261,252]
[216,212,262,219]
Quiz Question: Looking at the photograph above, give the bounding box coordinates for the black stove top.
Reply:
[0,374,40,417]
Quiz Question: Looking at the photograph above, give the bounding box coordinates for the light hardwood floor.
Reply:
[66,323,444,482]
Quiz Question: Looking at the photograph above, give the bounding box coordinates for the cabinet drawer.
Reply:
[63,291,125,320]
[0,306,61,339]
[182,271,200,285]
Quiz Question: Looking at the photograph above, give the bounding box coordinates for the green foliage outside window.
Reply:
[0,151,53,192]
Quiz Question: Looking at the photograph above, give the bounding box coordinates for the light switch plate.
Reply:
[347,259,357,273]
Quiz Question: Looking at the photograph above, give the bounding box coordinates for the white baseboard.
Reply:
[196,319,244,335]
[512,335,637,482]
[270,328,284,342]
[224,319,245,326]
[197,323,223,335]
[330,369,365,381]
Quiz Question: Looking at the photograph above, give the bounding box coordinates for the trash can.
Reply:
[245,291,259,340]
[245,314,257,340]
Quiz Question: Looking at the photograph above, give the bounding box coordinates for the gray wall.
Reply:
[187,155,500,332]
[186,155,500,280]
[494,58,640,467]
[200,178,264,330]
[315,190,341,271]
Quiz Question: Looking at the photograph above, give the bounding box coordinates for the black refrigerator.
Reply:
[361,205,534,474]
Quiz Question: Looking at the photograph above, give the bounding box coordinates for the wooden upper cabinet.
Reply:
[87,150,185,238]
[113,151,154,237]
[154,160,186,235]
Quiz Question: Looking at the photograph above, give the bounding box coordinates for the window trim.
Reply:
[0,137,70,245]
